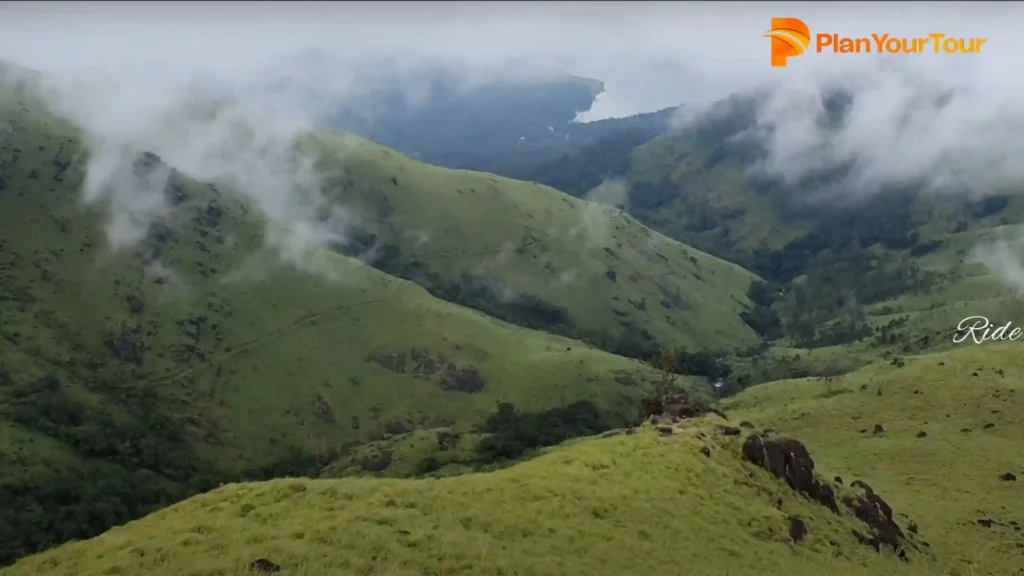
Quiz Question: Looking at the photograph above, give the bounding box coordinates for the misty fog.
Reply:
[2,1,1023,284]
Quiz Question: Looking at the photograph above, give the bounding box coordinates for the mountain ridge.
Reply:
[0,64,749,565]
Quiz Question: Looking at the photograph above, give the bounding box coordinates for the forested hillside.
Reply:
[0,64,747,565]
[519,90,1024,380]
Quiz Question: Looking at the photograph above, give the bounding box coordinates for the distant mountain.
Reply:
[520,85,1024,364]
[312,63,675,175]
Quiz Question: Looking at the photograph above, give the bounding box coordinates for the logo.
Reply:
[764,18,811,67]
[765,18,988,67]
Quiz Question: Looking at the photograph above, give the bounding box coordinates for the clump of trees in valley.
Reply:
[473,401,621,464]
[0,372,342,567]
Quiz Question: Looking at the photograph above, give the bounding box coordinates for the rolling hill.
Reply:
[519,89,1024,378]
[629,96,1024,361]
[0,64,754,564]
[300,129,759,358]
[0,423,927,576]
[5,343,1022,576]
[1,58,1022,576]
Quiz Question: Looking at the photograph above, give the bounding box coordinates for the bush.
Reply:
[474,401,619,464]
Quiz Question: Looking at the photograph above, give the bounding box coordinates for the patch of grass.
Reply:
[723,342,1024,575]
[322,400,635,480]
[8,345,1023,575]
[304,129,760,357]
[1,421,937,576]
[320,428,487,479]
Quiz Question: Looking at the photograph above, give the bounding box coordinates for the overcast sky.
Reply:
[0,1,1017,119]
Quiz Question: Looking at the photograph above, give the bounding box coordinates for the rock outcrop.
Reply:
[741,433,919,560]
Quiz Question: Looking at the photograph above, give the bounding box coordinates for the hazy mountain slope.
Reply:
[301,129,760,358]
[625,101,1024,355]
[523,90,1024,365]
[506,120,670,196]
[0,87,685,564]
[0,419,928,576]
[319,65,673,176]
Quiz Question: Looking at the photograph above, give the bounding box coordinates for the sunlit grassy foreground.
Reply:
[7,421,934,576]
[724,342,1024,576]
[7,343,1024,576]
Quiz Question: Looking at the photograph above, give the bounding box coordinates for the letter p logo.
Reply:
[764,18,810,67]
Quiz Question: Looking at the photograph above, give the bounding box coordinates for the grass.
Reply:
[0,90,692,476]
[302,128,760,354]
[628,131,811,254]
[0,420,930,576]
[0,66,748,562]
[7,342,1020,576]
[723,342,1024,575]
[319,428,491,480]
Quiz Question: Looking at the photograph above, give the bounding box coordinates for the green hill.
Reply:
[518,90,1024,374]
[301,129,759,358]
[0,421,927,576]
[6,342,1020,576]
[723,343,1024,575]
[626,113,1024,357]
[0,69,753,564]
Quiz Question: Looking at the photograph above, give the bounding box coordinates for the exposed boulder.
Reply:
[741,433,917,560]
[842,481,909,559]
[640,389,725,424]
[716,425,742,436]
[741,435,839,513]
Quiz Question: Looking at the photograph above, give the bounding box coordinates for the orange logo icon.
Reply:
[764,18,811,67]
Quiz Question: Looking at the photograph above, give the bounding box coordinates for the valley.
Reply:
[1,8,1024,575]
[0,65,743,565]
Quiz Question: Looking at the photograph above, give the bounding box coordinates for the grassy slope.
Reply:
[0,91,692,475]
[8,343,1019,576]
[0,63,763,564]
[2,420,926,576]
[629,125,1024,365]
[629,130,808,254]
[723,343,1024,575]
[303,129,759,355]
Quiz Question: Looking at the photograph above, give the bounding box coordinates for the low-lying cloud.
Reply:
[38,69,357,278]
[2,1,1023,284]
[712,61,1024,200]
